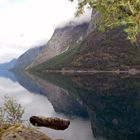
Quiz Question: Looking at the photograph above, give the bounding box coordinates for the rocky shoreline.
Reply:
[1,124,52,140]
[33,68,140,75]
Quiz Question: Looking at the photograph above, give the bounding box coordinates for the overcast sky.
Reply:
[0,0,91,63]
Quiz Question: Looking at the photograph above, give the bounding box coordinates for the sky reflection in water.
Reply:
[0,70,94,140]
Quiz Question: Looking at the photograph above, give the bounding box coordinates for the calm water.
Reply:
[0,70,140,140]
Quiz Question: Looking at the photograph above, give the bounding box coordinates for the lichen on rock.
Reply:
[1,124,52,140]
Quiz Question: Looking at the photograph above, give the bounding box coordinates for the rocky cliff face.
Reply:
[27,23,89,68]
[14,45,45,70]
[87,9,99,34]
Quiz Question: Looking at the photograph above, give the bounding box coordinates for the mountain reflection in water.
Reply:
[28,72,140,140]
[1,70,140,140]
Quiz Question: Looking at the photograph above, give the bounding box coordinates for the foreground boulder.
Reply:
[1,124,52,140]
[30,116,70,130]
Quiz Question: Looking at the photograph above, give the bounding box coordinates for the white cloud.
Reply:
[0,0,91,63]
[0,44,24,63]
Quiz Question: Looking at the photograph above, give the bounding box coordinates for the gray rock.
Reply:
[87,9,99,35]
[1,124,52,140]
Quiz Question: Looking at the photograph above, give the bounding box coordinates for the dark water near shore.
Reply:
[0,70,140,140]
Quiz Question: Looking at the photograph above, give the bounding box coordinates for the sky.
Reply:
[0,0,91,63]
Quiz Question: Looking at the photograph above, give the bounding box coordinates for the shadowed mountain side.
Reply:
[33,73,140,140]
[13,71,88,118]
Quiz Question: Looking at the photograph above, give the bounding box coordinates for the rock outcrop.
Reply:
[87,9,99,34]
[1,124,52,140]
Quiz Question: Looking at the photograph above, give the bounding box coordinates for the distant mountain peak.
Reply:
[0,59,17,70]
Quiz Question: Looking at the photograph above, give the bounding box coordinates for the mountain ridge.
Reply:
[29,11,140,72]
[13,11,140,72]
[27,22,89,69]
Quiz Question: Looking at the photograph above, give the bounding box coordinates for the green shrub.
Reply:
[0,96,24,127]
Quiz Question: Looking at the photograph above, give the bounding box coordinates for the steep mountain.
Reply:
[30,12,140,72]
[27,23,89,69]
[14,45,45,71]
[0,59,16,70]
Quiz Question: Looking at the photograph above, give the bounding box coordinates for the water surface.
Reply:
[0,70,140,140]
